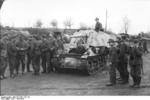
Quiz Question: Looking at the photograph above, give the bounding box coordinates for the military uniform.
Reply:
[117,41,129,83]
[106,39,119,86]
[32,39,42,75]
[41,38,50,73]
[7,39,18,78]
[95,22,102,32]
[27,38,34,72]
[15,37,28,74]
[0,40,8,79]
[129,42,143,88]
[46,38,58,72]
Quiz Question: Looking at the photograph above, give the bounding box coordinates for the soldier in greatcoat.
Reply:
[26,37,34,72]
[106,39,119,86]
[41,37,51,73]
[117,39,129,84]
[7,37,18,78]
[15,35,28,75]
[129,39,143,88]
[31,37,42,75]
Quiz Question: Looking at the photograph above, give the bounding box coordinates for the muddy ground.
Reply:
[1,51,150,96]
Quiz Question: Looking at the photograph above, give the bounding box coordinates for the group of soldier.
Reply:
[106,34,147,88]
[0,31,64,80]
[94,17,147,88]
[0,26,149,89]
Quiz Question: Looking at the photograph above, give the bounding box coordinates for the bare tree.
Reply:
[35,19,43,28]
[51,19,58,28]
[122,16,130,34]
[63,17,73,29]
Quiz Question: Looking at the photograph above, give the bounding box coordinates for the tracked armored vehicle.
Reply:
[54,30,117,75]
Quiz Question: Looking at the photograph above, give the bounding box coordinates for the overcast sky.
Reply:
[1,0,150,34]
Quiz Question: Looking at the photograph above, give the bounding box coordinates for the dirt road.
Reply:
[1,53,150,95]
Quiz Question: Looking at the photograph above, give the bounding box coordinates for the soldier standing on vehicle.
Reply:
[95,17,103,32]
[129,39,143,88]
[15,35,28,75]
[106,39,119,86]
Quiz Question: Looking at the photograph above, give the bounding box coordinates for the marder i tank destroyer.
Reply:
[54,30,117,75]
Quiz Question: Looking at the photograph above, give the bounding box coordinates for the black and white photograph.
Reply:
[0,0,150,97]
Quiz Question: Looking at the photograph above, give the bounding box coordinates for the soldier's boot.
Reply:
[47,66,51,73]
[47,59,52,73]
[2,74,7,79]
[0,66,7,79]
[50,62,54,72]
[0,72,3,80]
[0,75,7,80]
[22,63,25,75]
[123,64,129,83]
[42,60,47,73]
[116,64,124,82]
[0,75,4,80]
[50,58,56,72]
[15,64,19,76]
[1,68,7,79]
[138,77,141,85]
[42,66,46,73]
[27,64,31,72]
[10,68,15,78]
[0,74,7,80]
[27,56,31,72]
[32,61,38,75]
[119,76,129,84]
[32,64,36,75]
[107,76,116,86]
[35,65,40,75]
[21,56,26,74]
[9,58,15,78]
[130,76,136,88]
[134,77,141,88]
[10,61,15,78]
[15,58,20,76]
[37,66,40,75]
[34,57,40,75]
[0,75,2,80]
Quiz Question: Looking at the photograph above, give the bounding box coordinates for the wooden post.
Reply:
[105,10,108,32]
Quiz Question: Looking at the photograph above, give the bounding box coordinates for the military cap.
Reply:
[108,39,115,43]
[133,39,139,43]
